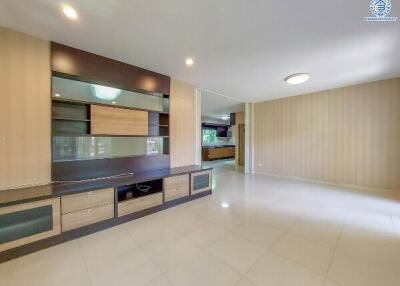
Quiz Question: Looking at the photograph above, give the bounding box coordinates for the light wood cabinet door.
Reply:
[164,174,189,202]
[0,198,61,252]
[91,105,148,136]
[61,188,114,214]
[61,204,114,232]
[118,193,162,217]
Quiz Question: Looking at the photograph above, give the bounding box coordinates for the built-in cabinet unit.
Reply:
[50,42,171,182]
[0,198,61,252]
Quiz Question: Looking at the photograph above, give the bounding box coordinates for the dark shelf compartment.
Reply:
[159,126,169,137]
[52,121,90,135]
[52,101,90,121]
[117,179,163,202]
[159,113,169,126]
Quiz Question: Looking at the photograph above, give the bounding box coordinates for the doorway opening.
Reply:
[199,89,245,173]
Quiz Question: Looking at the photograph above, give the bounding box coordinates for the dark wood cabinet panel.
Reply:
[51,42,171,95]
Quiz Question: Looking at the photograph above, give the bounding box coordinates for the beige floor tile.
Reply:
[186,219,237,247]
[246,251,324,286]
[287,218,342,249]
[79,226,143,271]
[145,275,174,286]
[323,279,344,286]
[231,220,284,249]
[144,236,206,272]
[11,240,87,286]
[206,233,266,275]
[166,251,241,286]
[88,251,161,286]
[271,234,333,276]
[327,250,400,286]
[235,278,256,286]
[251,207,300,231]
[336,226,400,274]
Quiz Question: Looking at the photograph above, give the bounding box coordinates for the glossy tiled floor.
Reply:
[2,168,400,286]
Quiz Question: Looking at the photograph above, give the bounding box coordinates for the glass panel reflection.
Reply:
[53,136,164,161]
[52,76,167,112]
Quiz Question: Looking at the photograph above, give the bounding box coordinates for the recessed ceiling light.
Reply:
[285,73,310,85]
[111,101,116,105]
[54,93,61,97]
[185,58,194,66]
[62,6,78,19]
[221,115,230,121]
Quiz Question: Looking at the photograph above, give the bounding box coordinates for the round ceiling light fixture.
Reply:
[284,73,310,85]
[185,58,194,66]
[62,5,78,20]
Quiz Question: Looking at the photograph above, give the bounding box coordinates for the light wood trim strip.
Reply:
[90,105,148,136]
[61,203,114,232]
[118,193,162,217]
[0,198,61,252]
[61,188,114,214]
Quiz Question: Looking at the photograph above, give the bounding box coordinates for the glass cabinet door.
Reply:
[191,170,212,195]
[0,198,61,252]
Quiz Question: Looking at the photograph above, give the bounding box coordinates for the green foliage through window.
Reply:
[203,128,217,144]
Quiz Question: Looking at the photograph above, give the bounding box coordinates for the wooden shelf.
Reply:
[52,117,91,122]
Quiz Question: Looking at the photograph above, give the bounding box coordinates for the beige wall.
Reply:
[170,79,198,167]
[254,78,400,191]
[0,27,51,190]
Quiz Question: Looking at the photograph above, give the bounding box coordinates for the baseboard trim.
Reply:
[252,171,399,195]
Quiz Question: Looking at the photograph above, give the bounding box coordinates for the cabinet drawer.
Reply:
[61,204,114,232]
[61,188,114,214]
[164,174,189,202]
[0,198,61,252]
[118,193,162,217]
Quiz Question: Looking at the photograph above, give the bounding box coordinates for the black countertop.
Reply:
[0,165,212,208]
[203,145,235,149]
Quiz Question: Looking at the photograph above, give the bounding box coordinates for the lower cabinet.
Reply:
[118,192,163,217]
[191,170,212,195]
[0,198,61,252]
[164,174,189,202]
[61,204,114,232]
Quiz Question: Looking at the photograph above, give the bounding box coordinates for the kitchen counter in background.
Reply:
[202,146,235,161]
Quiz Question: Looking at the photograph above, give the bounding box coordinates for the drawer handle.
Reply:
[87,209,93,214]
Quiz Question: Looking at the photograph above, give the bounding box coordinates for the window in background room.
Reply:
[202,128,217,145]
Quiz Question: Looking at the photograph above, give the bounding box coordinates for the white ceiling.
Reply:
[201,89,244,122]
[1,0,399,102]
